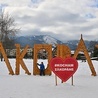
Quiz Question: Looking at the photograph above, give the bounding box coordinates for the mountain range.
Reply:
[13,35,98,51]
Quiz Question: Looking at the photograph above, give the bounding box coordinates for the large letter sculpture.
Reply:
[57,44,71,58]
[0,42,14,75]
[33,44,52,75]
[15,44,31,75]
[73,35,96,76]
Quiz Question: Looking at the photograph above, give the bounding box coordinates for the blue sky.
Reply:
[0,0,98,41]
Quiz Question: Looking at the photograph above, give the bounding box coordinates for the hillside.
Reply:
[12,35,98,50]
[13,35,63,48]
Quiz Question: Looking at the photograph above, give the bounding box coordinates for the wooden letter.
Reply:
[15,44,31,75]
[0,42,14,75]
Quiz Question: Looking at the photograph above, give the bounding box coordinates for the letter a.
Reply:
[73,34,96,76]
[0,42,14,75]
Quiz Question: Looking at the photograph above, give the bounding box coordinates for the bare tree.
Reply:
[0,11,19,60]
[0,11,19,43]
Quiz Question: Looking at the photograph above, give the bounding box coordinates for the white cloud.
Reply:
[0,0,98,41]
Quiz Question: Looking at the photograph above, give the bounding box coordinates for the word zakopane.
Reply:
[0,34,97,76]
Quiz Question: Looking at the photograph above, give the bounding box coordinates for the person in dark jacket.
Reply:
[37,62,45,76]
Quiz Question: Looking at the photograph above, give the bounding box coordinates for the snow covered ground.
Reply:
[0,59,98,98]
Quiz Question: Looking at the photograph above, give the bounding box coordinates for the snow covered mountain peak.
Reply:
[13,35,63,47]
[43,35,58,45]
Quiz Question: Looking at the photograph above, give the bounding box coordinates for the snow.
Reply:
[43,36,57,45]
[0,59,98,98]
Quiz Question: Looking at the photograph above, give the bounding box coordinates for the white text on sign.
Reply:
[54,64,74,71]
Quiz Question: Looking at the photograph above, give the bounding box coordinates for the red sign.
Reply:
[50,57,78,82]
